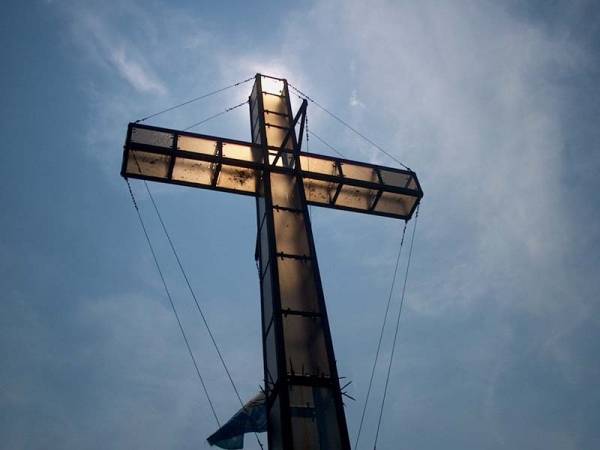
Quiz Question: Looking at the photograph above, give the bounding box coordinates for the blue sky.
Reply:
[1,0,599,449]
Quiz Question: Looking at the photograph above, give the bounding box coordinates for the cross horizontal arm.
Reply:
[121,122,423,220]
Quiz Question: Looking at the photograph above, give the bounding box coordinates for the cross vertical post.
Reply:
[250,74,351,450]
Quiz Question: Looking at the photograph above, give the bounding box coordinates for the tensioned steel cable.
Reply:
[141,181,265,449]
[288,83,411,170]
[183,100,249,131]
[135,76,254,123]
[125,179,221,427]
[373,205,419,450]
[354,221,408,450]
[299,92,345,159]
[305,106,310,154]
[305,106,313,217]
[309,129,346,158]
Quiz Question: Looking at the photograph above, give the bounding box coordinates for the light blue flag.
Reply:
[207,392,267,449]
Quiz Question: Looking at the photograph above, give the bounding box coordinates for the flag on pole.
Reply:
[207,392,267,449]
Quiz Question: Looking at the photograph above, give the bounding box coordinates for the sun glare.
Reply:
[261,76,284,95]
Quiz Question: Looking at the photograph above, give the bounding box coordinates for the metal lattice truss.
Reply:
[122,124,422,221]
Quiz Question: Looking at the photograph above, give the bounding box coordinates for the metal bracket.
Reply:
[272,100,308,166]
[210,141,223,187]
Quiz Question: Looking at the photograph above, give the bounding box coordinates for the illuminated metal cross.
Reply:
[121,74,423,450]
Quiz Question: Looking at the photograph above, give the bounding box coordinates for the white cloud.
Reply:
[69,8,168,96]
[349,89,365,108]
[108,47,167,95]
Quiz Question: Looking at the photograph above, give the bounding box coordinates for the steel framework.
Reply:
[121,74,423,450]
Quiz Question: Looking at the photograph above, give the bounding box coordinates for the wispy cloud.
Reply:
[349,89,365,108]
[69,7,168,96]
[108,47,167,95]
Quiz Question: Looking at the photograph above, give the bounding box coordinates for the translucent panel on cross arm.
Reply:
[259,217,270,275]
[341,162,378,183]
[273,209,310,256]
[261,77,285,96]
[303,178,337,204]
[289,385,342,450]
[299,155,338,176]
[277,257,320,313]
[251,82,258,104]
[289,384,315,409]
[264,110,290,128]
[335,185,376,210]
[252,111,261,134]
[177,135,219,155]
[375,191,417,217]
[131,127,174,148]
[266,124,292,149]
[262,93,287,115]
[257,196,266,228]
[282,315,330,377]
[171,158,212,185]
[251,100,259,127]
[261,267,274,333]
[265,324,279,388]
[270,172,302,208]
[221,142,262,162]
[268,393,283,450]
[127,150,170,178]
[289,385,319,450]
[379,169,413,188]
[252,124,263,146]
[407,176,418,190]
[215,165,258,193]
[268,150,294,168]
[289,385,343,450]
